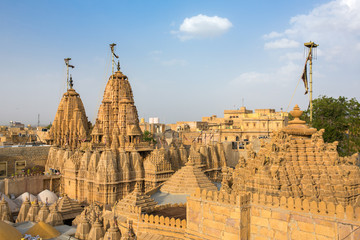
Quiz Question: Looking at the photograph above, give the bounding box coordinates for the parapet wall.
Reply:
[1,174,60,196]
[186,189,360,240]
[186,189,251,240]
[138,212,186,239]
[251,193,360,240]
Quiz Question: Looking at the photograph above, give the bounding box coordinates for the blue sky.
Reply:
[0,0,359,125]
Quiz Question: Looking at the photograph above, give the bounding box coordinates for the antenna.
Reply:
[304,41,319,125]
[37,114,40,127]
[109,43,119,74]
[64,58,75,90]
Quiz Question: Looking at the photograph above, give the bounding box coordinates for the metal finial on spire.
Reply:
[109,43,119,75]
[69,74,74,89]
[64,58,75,90]
[117,60,120,71]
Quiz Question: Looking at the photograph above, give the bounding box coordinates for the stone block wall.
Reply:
[185,189,360,240]
[186,189,251,240]
[0,174,60,196]
[0,146,50,177]
[251,193,360,240]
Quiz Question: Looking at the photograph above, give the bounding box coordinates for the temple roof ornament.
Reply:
[282,104,317,137]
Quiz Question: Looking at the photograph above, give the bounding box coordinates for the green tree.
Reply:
[304,96,360,156]
[142,130,156,144]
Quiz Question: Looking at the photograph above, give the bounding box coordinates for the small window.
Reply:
[236,136,239,141]
[0,162,7,178]
[68,181,71,186]
[225,137,228,141]
[232,142,237,149]
[263,123,266,127]
[113,187,116,192]
[15,161,26,175]
[246,123,249,127]
[253,123,256,127]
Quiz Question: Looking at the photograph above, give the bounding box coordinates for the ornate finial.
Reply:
[69,74,74,89]
[117,60,120,71]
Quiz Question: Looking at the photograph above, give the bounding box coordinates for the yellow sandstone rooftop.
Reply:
[160,159,218,195]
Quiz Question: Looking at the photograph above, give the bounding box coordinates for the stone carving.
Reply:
[224,105,360,206]
[46,63,225,205]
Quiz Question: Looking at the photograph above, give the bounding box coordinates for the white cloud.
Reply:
[263,31,283,39]
[230,62,301,86]
[280,52,304,61]
[263,0,360,60]
[264,38,300,49]
[172,14,232,40]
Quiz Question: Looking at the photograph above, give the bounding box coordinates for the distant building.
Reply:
[202,106,288,142]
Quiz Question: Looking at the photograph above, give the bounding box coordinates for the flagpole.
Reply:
[304,41,318,125]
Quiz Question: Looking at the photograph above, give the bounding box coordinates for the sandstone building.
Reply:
[46,62,225,206]
[70,105,360,240]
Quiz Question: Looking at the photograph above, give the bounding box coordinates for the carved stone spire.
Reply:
[48,76,90,149]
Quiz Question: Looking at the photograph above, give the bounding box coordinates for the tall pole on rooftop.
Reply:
[304,41,318,125]
[64,58,74,90]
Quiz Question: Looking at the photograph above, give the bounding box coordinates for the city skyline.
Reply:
[0,0,359,125]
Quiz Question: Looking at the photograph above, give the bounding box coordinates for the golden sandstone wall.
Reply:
[0,146,50,177]
[185,189,360,240]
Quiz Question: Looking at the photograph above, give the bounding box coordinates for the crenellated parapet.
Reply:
[140,213,186,229]
[187,188,360,240]
[251,192,360,222]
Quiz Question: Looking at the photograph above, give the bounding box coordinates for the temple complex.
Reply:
[45,60,224,206]
[11,52,357,239]
[64,104,360,240]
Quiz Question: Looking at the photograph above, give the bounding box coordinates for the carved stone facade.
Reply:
[47,77,91,149]
[222,105,360,206]
[46,64,223,205]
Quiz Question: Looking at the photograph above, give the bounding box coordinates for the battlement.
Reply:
[140,213,186,229]
[191,188,360,222]
[252,192,360,222]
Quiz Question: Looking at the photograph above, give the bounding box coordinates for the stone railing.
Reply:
[6,173,45,180]
[140,213,186,229]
